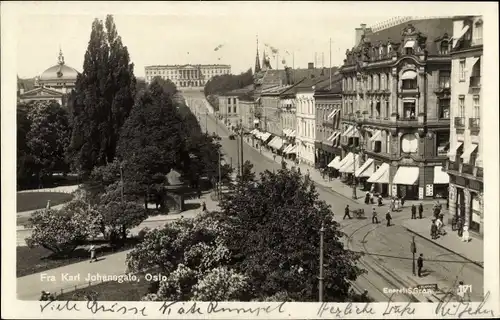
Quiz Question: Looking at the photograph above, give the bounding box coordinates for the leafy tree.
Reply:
[17,104,35,189]
[26,200,101,255]
[191,267,249,301]
[150,76,178,97]
[68,15,136,176]
[117,80,186,203]
[26,100,71,185]
[135,78,147,96]
[220,168,364,301]
[237,160,256,184]
[203,69,254,110]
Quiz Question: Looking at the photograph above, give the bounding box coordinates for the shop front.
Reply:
[392,166,420,200]
[367,162,390,197]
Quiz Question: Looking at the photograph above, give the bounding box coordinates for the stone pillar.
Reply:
[391,67,398,120]
[447,184,457,224]
[463,187,471,228]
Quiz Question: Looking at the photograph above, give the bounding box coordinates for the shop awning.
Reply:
[342,126,354,137]
[339,154,361,173]
[327,110,336,119]
[260,132,272,142]
[283,129,291,136]
[467,57,480,75]
[367,163,390,184]
[283,144,292,153]
[251,129,259,135]
[285,145,297,154]
[289,130,296,137]
[326,132,337,141]
[327,156,342,169]
[401,70,417,80]
[447,142,463,158]
[404,40,415,48]
[434,166,449,184]
[345,126,360,138]
[392,166,419,185]
[268,136,279,148]
[369,130,382,142]
[337,152,354,169]
[461,144,478,164]
[273,137,284,150]
[355,158,375,178]
[330,132,341,145]
[453,25,470,48]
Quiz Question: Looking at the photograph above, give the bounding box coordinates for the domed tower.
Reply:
[39,48,79,93]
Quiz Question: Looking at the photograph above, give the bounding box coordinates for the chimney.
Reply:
[355,23,367,45]
[308,62,314,69]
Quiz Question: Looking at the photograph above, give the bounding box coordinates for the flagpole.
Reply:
[329,38,332,90]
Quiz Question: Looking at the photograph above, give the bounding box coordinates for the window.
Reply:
[233,98,237,104]
[381,74,386,90]
[386,131,391,153]
[227,106,231,114]
[367,76,372,90]
[227,98,231,104]
[439,71,451,89]
[405,47,413,55]
[459,96,465,118]
[375,101,381,118]
[370,101,374,117]
[385,100,390,118]
[385,73,390,90]
[459,59,466,81]
[233,106,237,113]
[401,134,418,153]
[402,78,417,89]
[470,58,481,87]
[439,99,450,119]
[473,95,480,118]
[403,101,416,119]
[436,132,450,155]
[473,21,483,42]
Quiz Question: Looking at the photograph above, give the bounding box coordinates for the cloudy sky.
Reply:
[8,1,488,79]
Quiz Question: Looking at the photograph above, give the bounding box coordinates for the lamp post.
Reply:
[119,163,124,204]
[218,150,222,200]
[239,119,244,177]
[352,125,364,200]
[318,221,325,302]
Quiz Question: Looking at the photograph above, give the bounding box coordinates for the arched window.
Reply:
[367,75,372,90]
[401,70,418,90]
[401,133,418,153]
[379,46,384,57]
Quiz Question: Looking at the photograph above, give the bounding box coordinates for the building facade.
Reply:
[314,77,343,168]
[219,94,240,129]
[144,64,231,88]
[19,49,78,106]
[446,16,483,236]
[339,19,453,200]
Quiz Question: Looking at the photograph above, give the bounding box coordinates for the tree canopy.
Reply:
[68,15,136,176]
[203,69,254,111]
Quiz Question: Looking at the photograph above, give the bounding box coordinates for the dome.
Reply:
[40,64,79,81]
[39,49,79,81]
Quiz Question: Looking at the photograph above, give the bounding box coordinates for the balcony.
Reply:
[469,117,480,134]
[447,159,483,182]
[461,163,474,175]
[454,117,465,129]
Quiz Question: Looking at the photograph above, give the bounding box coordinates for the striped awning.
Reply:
[260,132,272,141]
[339,154,361,173]
[392,166,419,185]
[327,110,336,119]
[283,144,292,153]
[369,130,382,142]
[367,163,390,184]
[285,145,297,154]
[337,152,354,169]
[327,156,342,169]
[354,158,375,177]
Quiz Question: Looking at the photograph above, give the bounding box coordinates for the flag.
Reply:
[282,59,286,65]
[214,44,224,51]
[270,46,278,54]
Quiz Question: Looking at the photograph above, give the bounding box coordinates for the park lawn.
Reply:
[17,192,73,212]
[17,239,140,278]
[56,274,151,301]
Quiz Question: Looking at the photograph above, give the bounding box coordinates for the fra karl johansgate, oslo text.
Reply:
[40,273,173,283]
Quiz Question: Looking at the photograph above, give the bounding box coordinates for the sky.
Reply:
[10,1,489,79]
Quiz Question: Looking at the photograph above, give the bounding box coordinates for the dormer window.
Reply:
[404,39,415,55]
[440,41,449,55]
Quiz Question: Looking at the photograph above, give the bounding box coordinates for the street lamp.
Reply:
[352,125,364,200]
[119,163,124,204]
[318,221,325,302]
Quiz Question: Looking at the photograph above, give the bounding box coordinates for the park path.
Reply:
[17,192,219,300]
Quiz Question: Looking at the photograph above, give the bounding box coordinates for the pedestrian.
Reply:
[365,192,370,205]
[457,217,463,237]
[372,208,379,224]
[343,205,352,220]
[385,210,392,226]
[197,188,201,199]
[411,204,417,219]
[202,201,207,212]
[401,196,405,208]
[417,253,423,277]
[390,198,395,212]
[89,245,97,263]
[418,202,424,219]
[378,194,383,207]
[439,212,445,225]
[431,220,437,239]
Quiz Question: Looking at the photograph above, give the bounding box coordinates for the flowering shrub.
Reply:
[191,267,248,301]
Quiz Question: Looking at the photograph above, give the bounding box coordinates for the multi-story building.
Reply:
[280,85,299,157]
[296,75,330,166]
[339,18,453,199]
[218,85,255,131]
[144,64,231,88]
[446,16,483,236]
[314,75,343,168]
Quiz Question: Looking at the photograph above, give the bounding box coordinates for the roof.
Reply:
[361,18,453,55]
[20,86,64,98]
[40,64,79,81]
[221,84,255,97]
[314,73,343,94]
[145,64,231,69]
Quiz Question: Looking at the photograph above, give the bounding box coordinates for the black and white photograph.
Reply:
[2,1,499,319]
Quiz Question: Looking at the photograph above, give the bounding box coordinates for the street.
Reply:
[183,90,484,303]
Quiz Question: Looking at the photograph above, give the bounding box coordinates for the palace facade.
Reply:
[144,64,231,88]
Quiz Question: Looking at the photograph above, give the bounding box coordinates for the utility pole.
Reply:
[329,38,332,90]
[218,150,222,199]
[319,221,325,302]
[120,163,124,203]
[352,148,357,200]
[240,119,244,176]
[236,134,240,174]
[411,236,417,275]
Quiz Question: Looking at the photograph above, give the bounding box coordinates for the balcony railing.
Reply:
[448,160,460,172]
[476,167,483,178]
[454,117,466,128]
[469,117,480,130]
[470,76,481,88]
[461,163,474,175]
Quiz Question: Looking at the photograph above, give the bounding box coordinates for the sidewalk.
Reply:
[402,218,484,267]
[17,184,80,194]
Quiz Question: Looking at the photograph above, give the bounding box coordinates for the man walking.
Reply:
[385,210,392,226]
[411,204,417,219]
[89,245,97,263]
[417,253,424,277]
[371,208,379,224]
[343,205,352,220]
[418,202,424,219]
